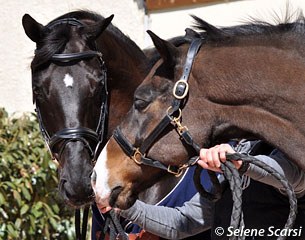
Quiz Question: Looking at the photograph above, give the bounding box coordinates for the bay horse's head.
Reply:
[22,13,113,207]
[92,31,204,210]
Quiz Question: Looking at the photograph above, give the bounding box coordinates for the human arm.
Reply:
[198,141,305,198]
[120,193,214,239]
[246,149,305,197]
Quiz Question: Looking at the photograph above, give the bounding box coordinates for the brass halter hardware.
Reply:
[132,148,144,165]
[167,107,188,135]
[167,163,190,177]
[166,106,181,119]
[173,79,189,99]
[172,116,188,136]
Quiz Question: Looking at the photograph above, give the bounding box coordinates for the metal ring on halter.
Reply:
[166,106,182,119]
[167,165,184,177]
[132,148,143,165]
[173,79,189,99]
[191,156,200,165]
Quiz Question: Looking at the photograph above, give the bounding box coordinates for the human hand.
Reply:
[197,144,242,172]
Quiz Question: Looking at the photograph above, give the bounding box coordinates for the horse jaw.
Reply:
[92,140,138,210]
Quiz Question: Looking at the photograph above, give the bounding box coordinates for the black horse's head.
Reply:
[22,13,113,207]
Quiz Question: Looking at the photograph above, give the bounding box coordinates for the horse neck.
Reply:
[187,42,305,170]
[96,29,150,137]
[97,30,149,89]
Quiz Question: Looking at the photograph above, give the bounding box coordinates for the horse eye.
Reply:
[134,98,149,111]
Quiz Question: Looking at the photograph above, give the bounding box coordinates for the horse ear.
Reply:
[147,30,178,66]
[185,28,200,40]
[85,14,114,40]
[22,14,44,43]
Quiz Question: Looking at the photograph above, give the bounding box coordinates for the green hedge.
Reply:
[0,108,75,239]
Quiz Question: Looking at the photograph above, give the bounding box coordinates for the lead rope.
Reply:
[193,159,244,240]
[193,153,298,240]
[99,210,128,240]
[221,161,244,240]
[220,161,245,240]
[227,153,298,240]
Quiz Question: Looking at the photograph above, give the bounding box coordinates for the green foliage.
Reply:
[0,108,75,239]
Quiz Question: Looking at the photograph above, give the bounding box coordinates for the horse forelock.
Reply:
[31,26,70,72]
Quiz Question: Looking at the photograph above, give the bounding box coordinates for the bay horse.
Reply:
[22,10,185,210]
[92,14,305,210]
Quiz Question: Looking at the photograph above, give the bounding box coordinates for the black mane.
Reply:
[192,11,305,43]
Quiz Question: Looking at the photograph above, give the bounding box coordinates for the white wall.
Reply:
[145,0,305,47]
[0,0,145,115]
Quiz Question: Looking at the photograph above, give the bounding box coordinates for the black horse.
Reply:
[22,13,113,207]
[22,10,189,210]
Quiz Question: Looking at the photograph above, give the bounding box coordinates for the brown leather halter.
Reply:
[113,38,203,176]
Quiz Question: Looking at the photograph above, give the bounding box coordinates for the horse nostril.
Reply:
[91,170,97,182]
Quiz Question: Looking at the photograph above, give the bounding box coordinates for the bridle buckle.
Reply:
[173,79,189,99]
[132,148,143,165]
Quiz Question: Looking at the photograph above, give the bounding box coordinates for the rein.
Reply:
[34,18,109,240]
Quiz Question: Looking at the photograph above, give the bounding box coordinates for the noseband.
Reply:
[35,18,108,163]
[113,38,203,176]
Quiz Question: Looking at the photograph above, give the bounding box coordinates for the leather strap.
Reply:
[181,38,203,81]
[46,17,84,29]
[139,115,172,154]
[51,51,103,63]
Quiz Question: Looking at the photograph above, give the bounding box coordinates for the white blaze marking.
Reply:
[92,142,111,204]
[63,74,74,87]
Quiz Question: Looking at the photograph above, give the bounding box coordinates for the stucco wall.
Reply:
[2,0,305,114]
[0,0,145,115]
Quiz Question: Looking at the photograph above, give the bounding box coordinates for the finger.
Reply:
[197,160,222,173]
[197,159,209,169]
[232,160,242,169]
[219,149,227,162]
[211,147,221,168]
[199,148,207,162]
[218,144,235,162]
[206,148,216,168]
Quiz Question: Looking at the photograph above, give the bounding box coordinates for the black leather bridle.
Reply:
[113,38,204,177]
[35,18,108,164]
[34,18,108,240]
